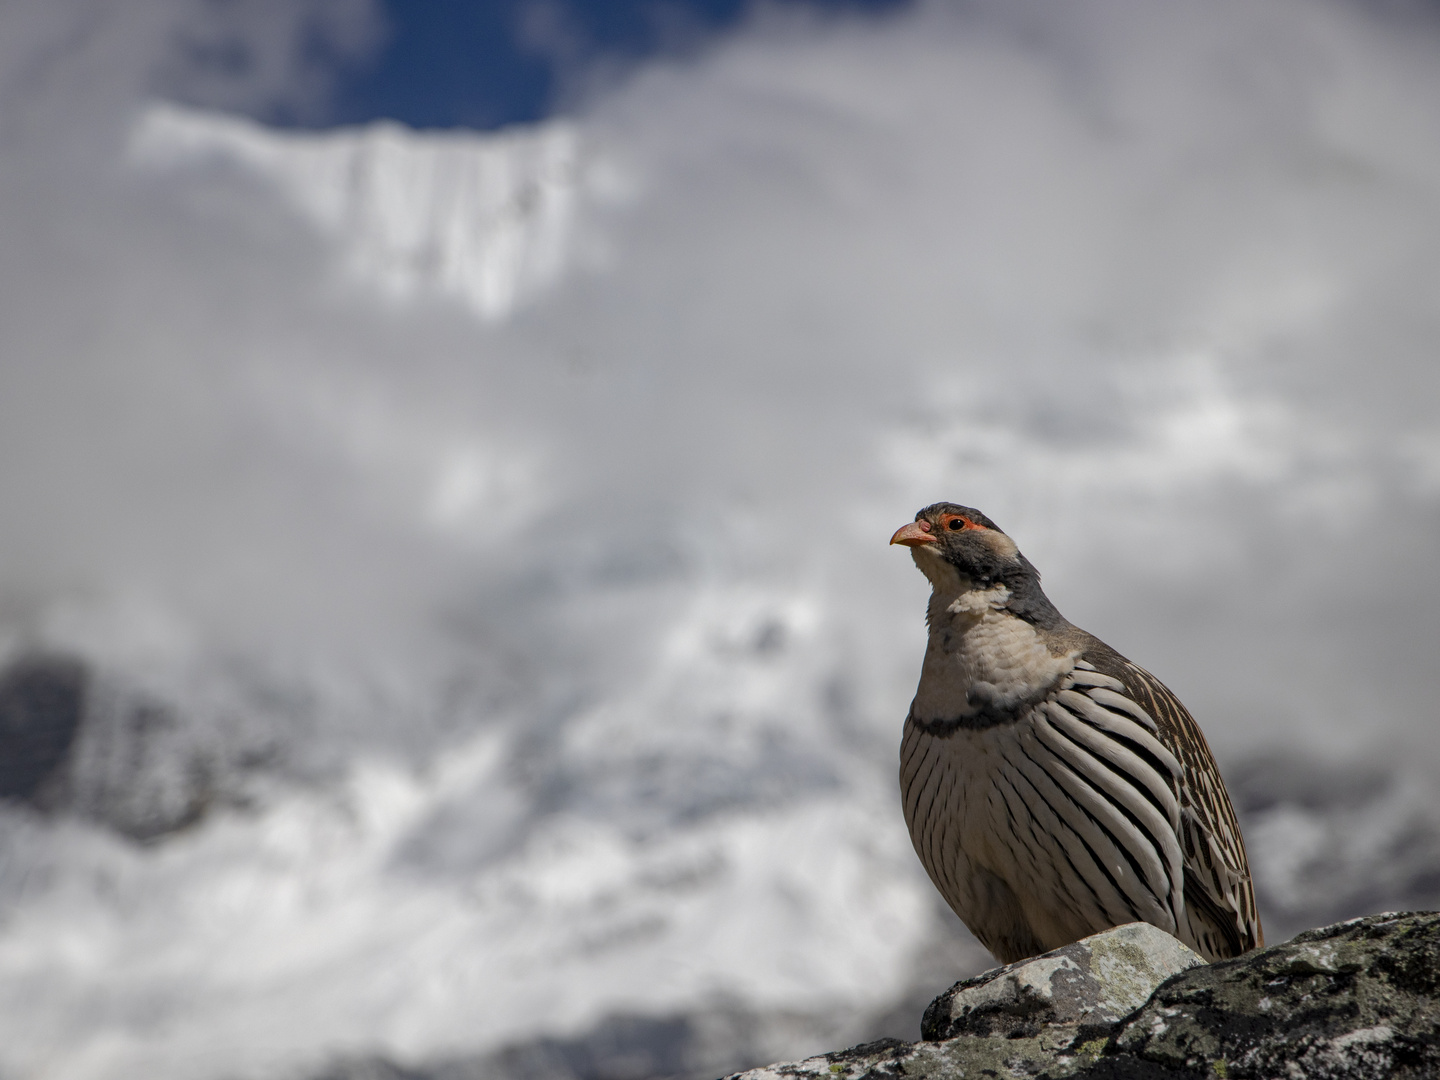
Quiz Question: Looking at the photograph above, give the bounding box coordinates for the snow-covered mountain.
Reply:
[1,3,1440,1080]
[129,103,587,321]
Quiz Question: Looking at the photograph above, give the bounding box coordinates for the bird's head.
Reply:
[890,502,1027,592]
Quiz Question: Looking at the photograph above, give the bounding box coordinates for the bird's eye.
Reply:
[948,519,965,531]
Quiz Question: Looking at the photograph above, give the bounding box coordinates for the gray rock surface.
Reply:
[0,654,87,805]
[921,921,1203,1041]
[724,912,1440,1080]
[1107,911,1440,1079]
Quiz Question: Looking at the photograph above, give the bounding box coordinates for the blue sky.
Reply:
[318,0,910,128]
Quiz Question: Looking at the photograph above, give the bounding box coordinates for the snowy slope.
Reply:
[129,103,585,320]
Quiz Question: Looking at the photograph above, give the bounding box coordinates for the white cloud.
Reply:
[3,2,1440,1078]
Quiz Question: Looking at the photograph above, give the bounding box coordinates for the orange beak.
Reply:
[890,521,936,547]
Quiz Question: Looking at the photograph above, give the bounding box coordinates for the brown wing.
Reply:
[1082,643,1263,960]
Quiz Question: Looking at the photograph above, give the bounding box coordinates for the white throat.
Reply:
[909,548,1074,722]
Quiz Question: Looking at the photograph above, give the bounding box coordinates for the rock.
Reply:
[1106,911,1440,1079]
[730,922,1202,1080]
[64,685,217,841]
[0,654,87,804]
[0,652,231,840]
[723,912,1440,1080]
[921,921,1204,1041]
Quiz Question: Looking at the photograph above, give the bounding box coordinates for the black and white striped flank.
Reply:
[901,654,1262,964]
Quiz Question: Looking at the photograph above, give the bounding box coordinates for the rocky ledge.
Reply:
[726,912,1440,1080]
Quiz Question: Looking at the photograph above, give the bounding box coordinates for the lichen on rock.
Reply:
[922,921,1204,1042]
[1106,912,1440,1079]
[722,912,1440,1080]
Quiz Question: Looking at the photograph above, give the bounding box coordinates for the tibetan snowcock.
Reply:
[891,502,1262,964]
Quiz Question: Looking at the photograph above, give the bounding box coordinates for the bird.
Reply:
[891,502,1262,965]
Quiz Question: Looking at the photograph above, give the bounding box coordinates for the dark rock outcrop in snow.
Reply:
[0,651,229,840]
[0,654,87,804]
[726,912,1440,1080]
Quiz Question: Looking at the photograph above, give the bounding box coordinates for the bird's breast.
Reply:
[913,590,1076,726]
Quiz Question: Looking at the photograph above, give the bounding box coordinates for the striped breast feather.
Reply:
[1078,644,1264,960]
[1013,666,1188,935]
